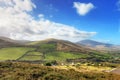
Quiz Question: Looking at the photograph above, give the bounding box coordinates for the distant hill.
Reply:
[77,39,120,52]
[0,36,30,48]
[0,36,19,48]
[77,39,113,47]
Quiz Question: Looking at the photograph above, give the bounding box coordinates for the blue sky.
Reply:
[0,0,120,44]
[32,0,120,44]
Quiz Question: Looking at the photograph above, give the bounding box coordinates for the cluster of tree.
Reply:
[66,51,120,64]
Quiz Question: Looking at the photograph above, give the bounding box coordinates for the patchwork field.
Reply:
[19,51,43,61]
[45,52,89,61]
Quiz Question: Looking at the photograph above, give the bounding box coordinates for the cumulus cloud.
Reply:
[0,0,97,42]
[73,2,95,16]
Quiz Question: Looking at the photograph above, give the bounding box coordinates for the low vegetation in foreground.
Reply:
[0,62,120,80]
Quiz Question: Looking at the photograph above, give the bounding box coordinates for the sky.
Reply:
[0,0,120,44]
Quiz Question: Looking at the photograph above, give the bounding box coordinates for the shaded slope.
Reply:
[0,38,18,48]
[0,36,31,48]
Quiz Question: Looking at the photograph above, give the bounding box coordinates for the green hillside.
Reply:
[0,39,119,64]
[19,51,43,61]
[45,52,89,61]
[0,47,34,60]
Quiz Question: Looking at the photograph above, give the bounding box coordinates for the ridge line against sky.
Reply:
[0,0,120,44]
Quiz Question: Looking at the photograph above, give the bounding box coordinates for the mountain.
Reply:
[0,36,19,48]
[0,38,94,61]
[28,38,91,53]
[17,38,119,62]
[0,37,119,63]
[0,36,30,48]
[77,39,113,47]
[77,39,120,52]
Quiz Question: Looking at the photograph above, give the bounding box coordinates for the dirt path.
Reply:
[110,68,120,75]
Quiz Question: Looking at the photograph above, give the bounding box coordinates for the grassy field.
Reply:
[26,52,43,55]
[0,46,89,61]
[17,51,89,61]
[19,55,42,61]
[0,44,119,63]
[19,51,43,61]
[45,52,89,61]
[0,47,34,60]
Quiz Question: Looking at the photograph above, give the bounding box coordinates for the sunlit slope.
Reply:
[0,47,34,60]
[0,41,90,61]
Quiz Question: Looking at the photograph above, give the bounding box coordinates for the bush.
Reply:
[0,62,120,80]
[44,60,58,66]
[43,73,68,80]
[45,62,52,66]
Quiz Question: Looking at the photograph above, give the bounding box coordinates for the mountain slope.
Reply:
[77,39,113,47]
[0,38,94,61]
[15,38,94,61]
[77,40,120,53]
[0,37,19,48]
[0,37,119,63]
[77,39,120,52]
[28,38,92,53]
[0,36,31,48]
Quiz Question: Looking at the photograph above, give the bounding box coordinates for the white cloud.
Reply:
[73,2,95,16]
[38,14,44,18]
[0,0,97,42]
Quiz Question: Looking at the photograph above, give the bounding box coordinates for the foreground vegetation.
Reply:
[0,62,120,80]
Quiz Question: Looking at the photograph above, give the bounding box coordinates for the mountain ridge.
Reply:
[77,39,113,47]
[28,38,92,53]
[77,39,120,52]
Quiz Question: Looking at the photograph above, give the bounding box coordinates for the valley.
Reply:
[0,37,120,63]
[0,0,120,79]
[0,37,120,80]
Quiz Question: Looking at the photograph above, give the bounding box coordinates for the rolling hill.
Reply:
[0,36,20,48]
[0,37,119,63]
[29,38,92,53]
[0,37,92,61]
[0,36,32,48]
